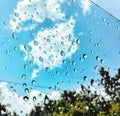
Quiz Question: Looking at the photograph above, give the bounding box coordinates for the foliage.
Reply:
[0,67,120,116]
[29,67,120,116]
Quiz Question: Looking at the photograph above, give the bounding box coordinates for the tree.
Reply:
[99,67,120,102]
[1,67,120,116]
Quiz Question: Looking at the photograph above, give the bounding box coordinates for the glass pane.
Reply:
[0,0,120,115]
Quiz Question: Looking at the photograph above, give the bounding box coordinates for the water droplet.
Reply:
[33,96,36,102]
[83,76,87,81]
[103,18,106,22]
[39,94,42,97]
[60,51,65,56]
[73,68,77,72]
[61,41,64,45]
[14,47,17,51]
[90,79,94,86]
[94,65,98,70]
[100,59,104,64]
[49,87,52,90]
[96,56,100,61]
[3,21,7,25]
[23,96,29,102]
[24,45,32,52]
[56,71,59,76]
[22,74,26,79]
[117,26,120,30]
[39,56,44,62]
[23,83,27,87]
[12,18,16,22]
[46,67,50,72]
[95,43,100,47]
[76,39,80,45]
[15,13,19,17]
[6,50,11,56]
[63,60,66,64]
[32,80,36,85]
[89,31,92,34]
[65,72,69,76]
[33,40,38,46]
[68,34,72,41]
[25,88,29,93]
[24,64,28,70]
[83,54,87,59]
[108,22,111,26]
[72,61,75,65]
[12,33,18,39]
[47,39,50,42]
[79,58,83,62]
[72,41,75,45]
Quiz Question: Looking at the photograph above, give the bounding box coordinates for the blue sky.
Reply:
[0,0,120,92]
[0,0,120,115]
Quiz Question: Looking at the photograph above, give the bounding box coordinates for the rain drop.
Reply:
[79,58,83,62]
[33,96,36,102]
[83,54,87,59]
[15,12,19,17]
[63,60,66,64]
[25,88,29,93]
[23,83,27,87]
[33,40,38,46]
[22,74,26,79]
[24,64,28,70]
[39,56,44,62]
[44,95,49,104]
[23,96,29,102]
[47,39,50,42]
[90,79,94,86]
[49,87,52,90]
[65,72,69,76]
[12,32,18,39]
[76,39,80,45]
[32,80,36,85]
[100,59,104,64]
[83,76,87,81]
[56,71,59,76]
[14,47,17,51]
[73,68,77,72]
[46,67,50,72]
[24,45,32,52]
[72,61,75,65]
[72,41,75,45]
[95,43,100,47]
[68,34,72,41]
[60,51,65,56]
[6,50,11,56]
[61,41,64,45]
[96,56,100,61]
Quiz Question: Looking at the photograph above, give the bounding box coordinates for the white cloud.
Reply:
[20,18,79,78]
[10,0,80,78]
[80,0,91,13]
[48,91,61,100]
[9,0,65,31]
[0,82,61,115]
[0,82,34,115]
[29,89,45,105]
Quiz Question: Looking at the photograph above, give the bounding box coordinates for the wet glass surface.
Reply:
[0,0,120,115]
